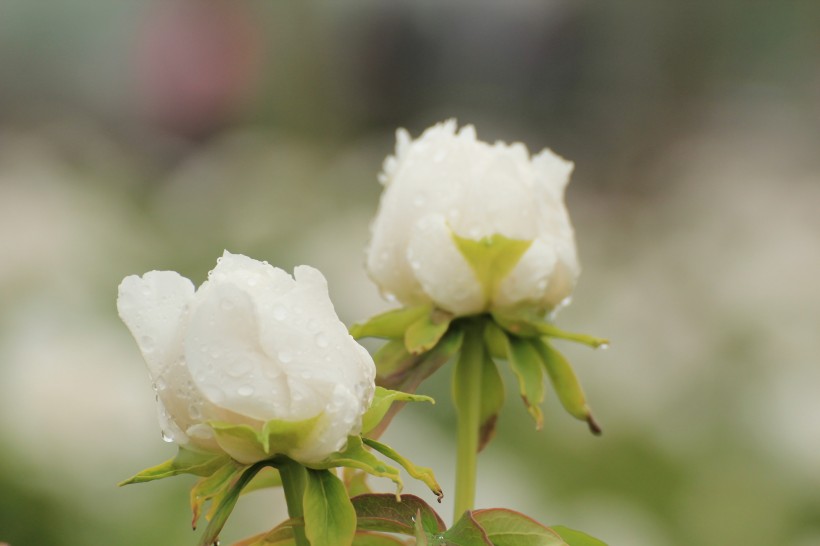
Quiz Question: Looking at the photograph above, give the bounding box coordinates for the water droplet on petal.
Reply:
[228,357,253,377]
[433,150,447,163]
[278,350,293,364]
[220,298,235,311]
[155,377,167,391]
[189,404,202,420]
[413,194,426,207]
[246,276,258,287]
[599,343,610,350]
[315,333,329,348]
[140,335,156,352]
[238,385,254,397]
[160,430,174,443]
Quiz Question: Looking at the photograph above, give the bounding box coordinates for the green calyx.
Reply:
[352,303,608,453]
[120,385,441,546]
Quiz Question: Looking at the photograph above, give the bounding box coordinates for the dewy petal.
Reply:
[118,270,210,447]
[495,237,558,309]
[117,271,194,378]
[185,279,291,422]
[407,214,485,315]
[532,148,574,200]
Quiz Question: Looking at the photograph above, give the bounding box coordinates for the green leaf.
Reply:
[199,461,271,546]
[504,335,546,429]
[232,520,300,546]
[352,531,411,545]
[492,309,608,348]
[405,308,454,355]
[190,460,247,529]
[310,436,403,492]
[414,513,430,546]
[362,387,435,436]
[533,340,601,435]
[551,526,608,546]
[472,509,565,546]
[452,233,533,304]
[442,511,493,545]
[119,446,230,485]
[352,493,446,536]
[304,468,356,546]
[350,305,432,340]
[363,438,443,501]
[478,350,505,452]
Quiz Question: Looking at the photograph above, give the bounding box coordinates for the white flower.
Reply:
[117,251,376,464]
[366,120,580,316]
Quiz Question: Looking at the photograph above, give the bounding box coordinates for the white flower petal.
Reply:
[366,120,580,315]
[117,271,194,379]
[407,214,485,315]
[496,238,558,308]
[185,280,290,422]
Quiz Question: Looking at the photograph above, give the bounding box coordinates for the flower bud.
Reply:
[367,120,580,316]
[117,251,376,464]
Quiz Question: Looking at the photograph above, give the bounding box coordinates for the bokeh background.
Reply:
[1,1,819,545]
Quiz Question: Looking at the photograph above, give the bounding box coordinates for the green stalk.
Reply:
[279,460,310,546]
[453,320,484,520]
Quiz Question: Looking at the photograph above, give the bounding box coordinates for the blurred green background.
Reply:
[1,1,819,545]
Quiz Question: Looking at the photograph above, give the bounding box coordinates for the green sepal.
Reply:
[405,308,454,355]
[304,468,356,546]
[351,493,446,536]
[363,437,443,501]
[189,459,247,529]
[550,525,608,546]
[534,340,601,435]
[310,435,403,493]
[240,466,282,495]
[342,468,372,498]
[371,327,464,438]
[373,339,416,378]
[471,508,566,545]
[119,446,230,486]
[199,461,271,546]
[350,305,432,340]
[208,415,321,463]
[362,386,435,436]
[492,308,608,349]
[504,335,546,430]
[452,233,533,304]
[478,349,505,452]
[483,320,508,360]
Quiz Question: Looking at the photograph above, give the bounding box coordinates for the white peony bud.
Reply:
[117,251,376,464]
[367,120,580,316]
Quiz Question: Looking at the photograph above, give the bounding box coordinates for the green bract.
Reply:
[120,386,440,546]
[351,304,607,450]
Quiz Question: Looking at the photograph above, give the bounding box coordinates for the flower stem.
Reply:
[279,460,310,546]
[453,320,484,520]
